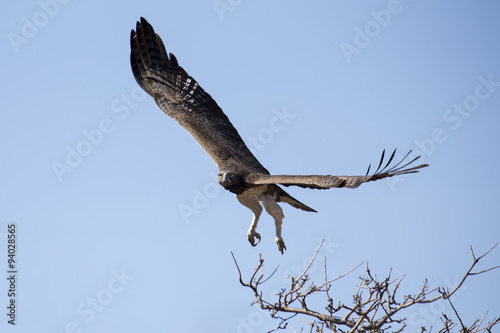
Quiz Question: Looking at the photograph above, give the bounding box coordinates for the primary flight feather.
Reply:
[130,17,428,254]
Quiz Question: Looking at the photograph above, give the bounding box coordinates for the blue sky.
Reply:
[1,1,500,332]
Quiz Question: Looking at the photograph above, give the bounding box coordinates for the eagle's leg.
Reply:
[262,197,286,254]
[236,196,262,247]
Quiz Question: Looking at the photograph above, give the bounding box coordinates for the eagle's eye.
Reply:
[229,173,234,178]
[218,174,222,179]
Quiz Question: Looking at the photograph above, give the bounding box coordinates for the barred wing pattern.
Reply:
[130,17,428,193]
[130,17,429,254]
[130,17,269,175]
[246,149,428,189]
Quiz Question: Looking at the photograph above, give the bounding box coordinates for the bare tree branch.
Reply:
[232,242,499,333]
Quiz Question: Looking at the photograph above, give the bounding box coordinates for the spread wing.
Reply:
[130,17,269,175]
[245,149,428,189]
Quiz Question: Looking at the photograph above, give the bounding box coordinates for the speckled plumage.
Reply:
[130,18,428,254]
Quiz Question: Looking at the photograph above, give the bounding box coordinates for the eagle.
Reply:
[130,17,428,254]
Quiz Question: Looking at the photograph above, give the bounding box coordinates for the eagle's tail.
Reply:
[278,188,317,213]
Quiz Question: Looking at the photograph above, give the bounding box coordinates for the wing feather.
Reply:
[130,18,429,189]
[245,149,428,189]
[130,17,268,174]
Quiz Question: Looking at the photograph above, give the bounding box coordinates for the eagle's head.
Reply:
[217,171,245,193]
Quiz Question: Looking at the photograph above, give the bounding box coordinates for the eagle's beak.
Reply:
[221,173,231,186]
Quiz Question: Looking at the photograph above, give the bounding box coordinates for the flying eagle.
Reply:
[130,17,428,254]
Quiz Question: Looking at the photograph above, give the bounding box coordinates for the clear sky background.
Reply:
[1,1,500,332]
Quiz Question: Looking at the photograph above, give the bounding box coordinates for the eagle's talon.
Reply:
[248,231,261,247]
[276,237,287,254]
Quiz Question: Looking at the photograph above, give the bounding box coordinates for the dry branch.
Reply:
[232,243,499,333]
